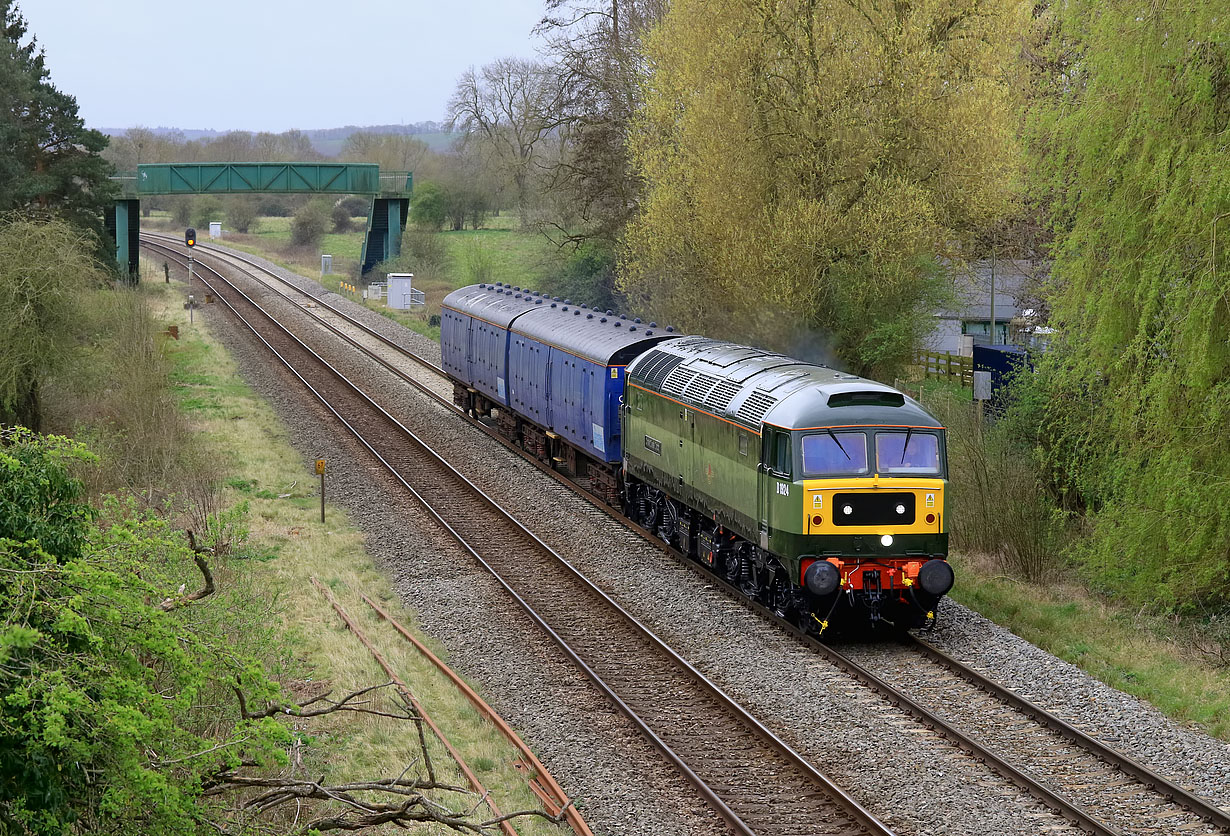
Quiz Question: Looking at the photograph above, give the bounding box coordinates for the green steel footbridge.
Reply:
[109,162,413,278]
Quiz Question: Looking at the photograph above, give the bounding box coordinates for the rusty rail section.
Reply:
[308,578,519,836]
[360,593,593,836]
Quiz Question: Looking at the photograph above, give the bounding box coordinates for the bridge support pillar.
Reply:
[360,197,409,276]
[105,199,141,280]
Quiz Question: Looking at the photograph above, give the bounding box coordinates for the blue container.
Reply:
[973,343,1030,411]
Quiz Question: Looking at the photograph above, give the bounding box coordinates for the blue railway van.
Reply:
[440,285,540,407]
[441,284,678,463]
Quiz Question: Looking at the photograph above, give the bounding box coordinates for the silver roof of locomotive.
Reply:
[626,336,940,431]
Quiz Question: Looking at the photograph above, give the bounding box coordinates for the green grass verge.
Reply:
[144,276,570,833]
[949,552,1230,740]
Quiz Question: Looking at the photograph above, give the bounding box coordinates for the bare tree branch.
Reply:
[159,530,216,610]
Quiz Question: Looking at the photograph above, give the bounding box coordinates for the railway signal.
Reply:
[185,228,196,248]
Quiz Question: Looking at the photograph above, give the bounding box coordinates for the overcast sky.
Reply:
[19,0,546,132]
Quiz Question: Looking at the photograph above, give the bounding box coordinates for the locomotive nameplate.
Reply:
[644,435,662,455]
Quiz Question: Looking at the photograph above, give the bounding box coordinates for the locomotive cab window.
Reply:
[764,428,792,476]
[801,431,869,477]
[874,430,942,475]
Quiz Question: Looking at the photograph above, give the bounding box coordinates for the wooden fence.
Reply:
[914,351,974,387]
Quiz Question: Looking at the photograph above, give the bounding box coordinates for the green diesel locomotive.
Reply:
[622,336,953,633]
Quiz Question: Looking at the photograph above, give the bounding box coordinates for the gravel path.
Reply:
[178,243,1230,836]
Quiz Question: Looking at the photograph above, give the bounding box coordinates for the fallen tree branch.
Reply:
[232,680,415,722]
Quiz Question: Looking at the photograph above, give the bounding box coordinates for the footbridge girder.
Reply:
[109,163,412,279]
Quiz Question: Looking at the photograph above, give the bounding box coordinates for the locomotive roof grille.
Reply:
[705,380,742,412]
[683,371,722,403]
[736,390,779,424]
[634,350,686,388]
[661,366,697,398]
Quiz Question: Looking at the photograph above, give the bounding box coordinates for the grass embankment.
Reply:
[147,267,568,834]
[910,375,1230,741]
[950,555,1230,739]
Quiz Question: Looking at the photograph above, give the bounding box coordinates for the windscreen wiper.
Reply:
[901,427,913,463]
[827,429,851,460]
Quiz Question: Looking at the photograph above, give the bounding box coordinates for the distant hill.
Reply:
[99,123,460,157]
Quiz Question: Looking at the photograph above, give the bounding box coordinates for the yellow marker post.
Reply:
[315,458,326,523]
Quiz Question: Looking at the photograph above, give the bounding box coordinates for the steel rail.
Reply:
[144,241,898,836]
[906,635,1230,832]
[142,232,447,376]
[140,235,622,513]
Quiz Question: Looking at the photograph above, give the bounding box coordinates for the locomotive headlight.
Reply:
[842,505,853,515]
[880,534,894,547]
[895,504,906,515]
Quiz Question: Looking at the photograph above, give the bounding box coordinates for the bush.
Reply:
[0,430,287,835]
[192,196,224,229]
[928,386,1068,581]
[461,237,495,284]
[539,242,619,310]
[339,195,368,217]
[256,195,292,217]
[331,202,353,233]
[226,197,260,234]
[410,181,447,231]
[168,196,192,226]
[403,229,449,273]
[289,200,330,248]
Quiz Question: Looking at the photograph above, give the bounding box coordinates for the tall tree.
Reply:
[622,0,1028,377]
[0,218,104,430]
[536,0,666,246]
[341,131,429,172]
[1026,0,1230,605]
[446,57,566,226]
[0,1,114,242]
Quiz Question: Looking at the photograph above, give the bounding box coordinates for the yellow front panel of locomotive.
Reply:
[803,477,944,535]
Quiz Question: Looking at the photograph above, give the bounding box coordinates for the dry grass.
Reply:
[144,281,572,834]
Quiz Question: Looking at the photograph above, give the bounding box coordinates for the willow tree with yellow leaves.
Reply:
[622,0,1028,376]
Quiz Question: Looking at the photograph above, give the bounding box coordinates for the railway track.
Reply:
[141,236,896,836]
[832,636,1230,836]
[141,235,1230,836]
